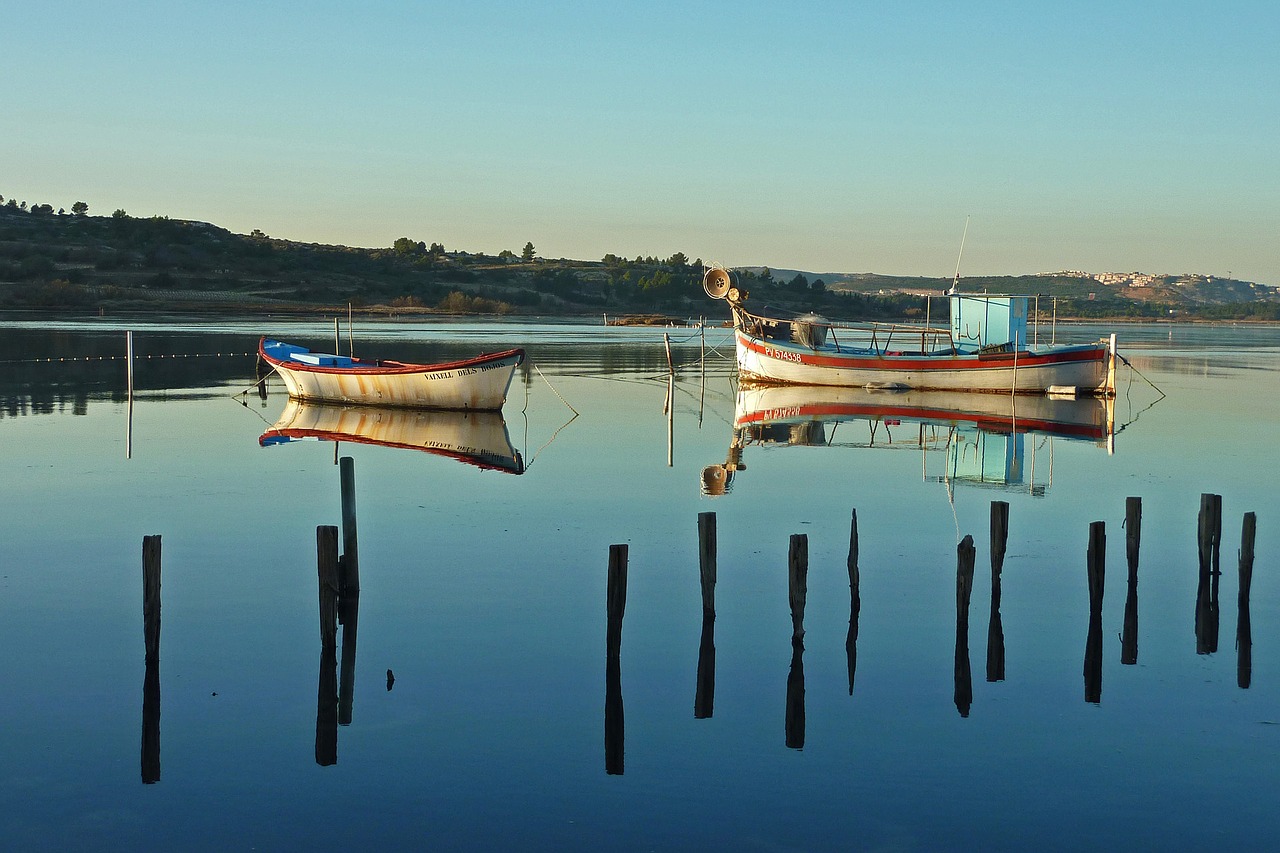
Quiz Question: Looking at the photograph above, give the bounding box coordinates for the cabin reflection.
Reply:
[261,399,524,474]
[702,385,1116,497]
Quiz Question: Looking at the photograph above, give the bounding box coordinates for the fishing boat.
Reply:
[258,338,524,410]
[260,398,524,474]
[702,267,1116,396]
[701,383,1115,497]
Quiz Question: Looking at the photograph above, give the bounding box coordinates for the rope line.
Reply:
[0,352,256,364]
[532,362,579,416]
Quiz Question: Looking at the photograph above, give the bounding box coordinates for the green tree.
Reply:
[393,237,423,254]
[498,249,516,262]
[666,251,689,270]
[112,208,128,218]
[522,241,536,262]
[71,201,89,216]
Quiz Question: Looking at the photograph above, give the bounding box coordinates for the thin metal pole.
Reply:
[334,318,340,354]
[347,303,354,357]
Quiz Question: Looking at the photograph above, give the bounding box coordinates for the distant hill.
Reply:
[1,200,1277,320]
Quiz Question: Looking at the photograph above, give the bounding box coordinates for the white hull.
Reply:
[735,330,1111,394]
[261,339,523,410]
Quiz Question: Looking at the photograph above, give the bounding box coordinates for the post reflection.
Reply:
[141,661,161,784]
[1084,522,1105,704]
[955,536,975,718]
[1195,494,1222,655]
[1238,512,1257,689]
[316,647,339,767]
[847,509,860,696]
[987,501,1008,683]
[694,613,715,719]
[605,544,627,775]
[1121,497,1141,665]
[785,638,805,749]
[141,534,161,784]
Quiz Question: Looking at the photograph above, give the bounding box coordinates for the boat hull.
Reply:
[735,329,1110,394]
[260,339,524,410]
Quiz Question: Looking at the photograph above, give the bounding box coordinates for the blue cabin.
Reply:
[949,295,1028,352]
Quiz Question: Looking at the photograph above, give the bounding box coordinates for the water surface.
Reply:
[1,315,1277,850]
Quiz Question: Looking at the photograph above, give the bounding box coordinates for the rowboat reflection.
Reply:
[702,385,1115,496]
[260,399,525,474]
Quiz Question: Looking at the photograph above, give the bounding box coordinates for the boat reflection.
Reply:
[260,399,525,474]
[702,385,1115,497]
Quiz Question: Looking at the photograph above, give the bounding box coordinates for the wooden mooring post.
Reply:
[141,535,161,784]
[339,456,360,598]
[1196,493,1222,655]
[698,512,716,616]
[786,532,809,745]
[317,526,340,651]
[143,535,162,665]
[1238,512,1256,689]
[695,512,716,720]
[789,534,808,642]
[1084,521,1105,704]
[847,509,861,696]
[605,544,627,775]
[987,501,1008,683]
[1121,497,1142,665]
[955,535,975,717]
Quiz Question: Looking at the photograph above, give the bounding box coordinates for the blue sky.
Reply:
[4,1,1277,282]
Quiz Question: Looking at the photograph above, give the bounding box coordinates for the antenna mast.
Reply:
[949,216,970,294]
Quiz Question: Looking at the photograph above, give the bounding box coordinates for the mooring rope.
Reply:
[1116,351,1166,400]
[532,362,579,416]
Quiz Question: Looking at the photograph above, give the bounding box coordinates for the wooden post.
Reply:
[789,534,808,641]
[987,502,1008,683]
[698,512,716,616]
[317,526,339,650]
[1196,493,1221,654]
[847,509,861,696]
[339,456,360,597]
[141,534,161,783]
[955,535,975,717]
[1238,512,1256,689]
[142,535,162,665]
[605,544,627,775]
[1084,521,1105,703]
[1121,497,1141,665]
[606,544,628,653]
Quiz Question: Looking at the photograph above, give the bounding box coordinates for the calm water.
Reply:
[2,314,1278,851]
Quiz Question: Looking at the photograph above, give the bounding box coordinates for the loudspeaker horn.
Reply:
[703,266,733,300]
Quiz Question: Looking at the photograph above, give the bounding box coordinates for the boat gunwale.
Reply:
[259,337,525,376]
